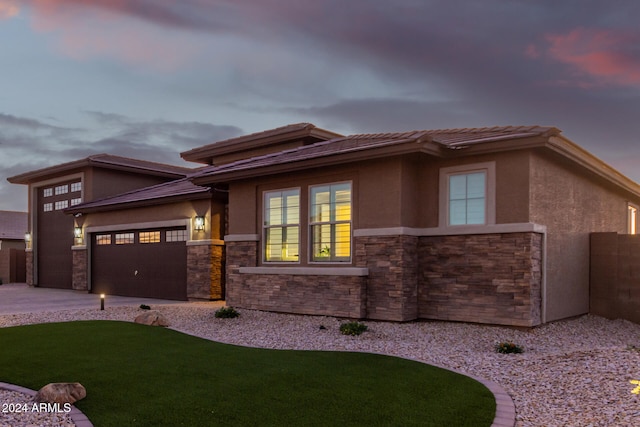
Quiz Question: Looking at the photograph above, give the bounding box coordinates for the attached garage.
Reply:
[91,227,188,300]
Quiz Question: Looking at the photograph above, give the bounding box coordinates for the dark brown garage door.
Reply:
[91,228,187,300]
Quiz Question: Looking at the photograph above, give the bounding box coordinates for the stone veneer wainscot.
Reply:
[225,230,543,327]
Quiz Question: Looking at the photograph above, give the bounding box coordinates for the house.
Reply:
[0,210,27,284]
[186,123,640,327]
[8,123,640,326]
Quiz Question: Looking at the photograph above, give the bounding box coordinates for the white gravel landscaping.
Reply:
[2,303,640,426]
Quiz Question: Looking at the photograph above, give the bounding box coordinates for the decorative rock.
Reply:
[34,382,86,404]
[134,310,169,326]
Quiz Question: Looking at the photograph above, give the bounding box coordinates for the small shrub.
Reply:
[215,306,240,319]
[495,341,524,354]
[340,321,368,336]
[139,304,151,310]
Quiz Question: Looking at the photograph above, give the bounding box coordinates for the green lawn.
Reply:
[0,321,495,426]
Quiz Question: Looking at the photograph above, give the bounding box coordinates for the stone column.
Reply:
[355,234,419,322]
[71,246,88,291]
[186,239,226,300]
[25,250,34,286]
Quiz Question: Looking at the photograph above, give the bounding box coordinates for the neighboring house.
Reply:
[8,123,640,327]
[0,210,27,284]
[7,154,195,293]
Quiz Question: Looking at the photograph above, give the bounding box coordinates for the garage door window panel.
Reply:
[139,231,160,243]
[166,229,188,242]
[96,234,112,245]
[115,233,134,244]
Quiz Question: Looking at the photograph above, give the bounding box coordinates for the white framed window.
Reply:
[115,232,134,244]
[263,189,300,262]
[43,202,53,212]
[139,231,160,243]
[96,234,112,245]
[55,184,68,195]
[43,188,53,197]
[70,182,82,193]
[629,204,638,235]
[70,198,82,206]
[310,182,352,262]
[449,172,486,225]
[166,229,188,242]
[54,200,69,210]
[439,162,496,227]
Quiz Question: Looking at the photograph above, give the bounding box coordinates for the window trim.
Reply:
[262,188,301,263]
[308,181,353,264]
[439,162,496,227]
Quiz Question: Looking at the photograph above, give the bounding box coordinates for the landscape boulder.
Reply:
[134,310,169,327]
[34,382,86,404]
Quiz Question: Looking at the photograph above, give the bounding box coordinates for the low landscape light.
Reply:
[100,294,105,311]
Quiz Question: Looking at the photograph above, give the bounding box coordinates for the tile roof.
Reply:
[180,122,344,164]
[85,154,195,175]
[65,178,210,213]
[8,154,194,184]
[191,125,558,181]
[426,125,559,148]
[0,211,28,240]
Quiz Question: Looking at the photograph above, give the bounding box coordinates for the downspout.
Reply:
[541,229,548,324]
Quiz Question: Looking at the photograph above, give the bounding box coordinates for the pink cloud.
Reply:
[544,28,640,86]
[0,0,19,19]
[22,0,205,71]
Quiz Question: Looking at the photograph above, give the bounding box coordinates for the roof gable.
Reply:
[7,154,194,185]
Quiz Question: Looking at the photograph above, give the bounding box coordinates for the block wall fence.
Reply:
[590,232,640,324]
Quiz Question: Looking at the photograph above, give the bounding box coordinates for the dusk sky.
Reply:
[1,1,640,212]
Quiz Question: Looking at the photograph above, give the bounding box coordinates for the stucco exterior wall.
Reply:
[529,151,631,322]
[77,199,213,240]
[415,151,531,228]
[86,168,173,201]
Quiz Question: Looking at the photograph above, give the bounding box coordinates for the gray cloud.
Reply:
[1,111,243,211]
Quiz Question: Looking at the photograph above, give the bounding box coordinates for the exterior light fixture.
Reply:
[100,294,105,311]
[24,232,31,243]
[194,216,205,231]
[74,226,83,239]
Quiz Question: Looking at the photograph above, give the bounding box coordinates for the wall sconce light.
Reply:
[194,216,205,231]
[74,226,83,239]
[24,232,31,243]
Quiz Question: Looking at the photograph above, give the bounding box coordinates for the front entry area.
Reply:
[91,227,188,300]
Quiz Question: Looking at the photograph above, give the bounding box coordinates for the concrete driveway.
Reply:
[0,283,183,315]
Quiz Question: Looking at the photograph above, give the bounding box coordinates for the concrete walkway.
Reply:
[0,283,182,315]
